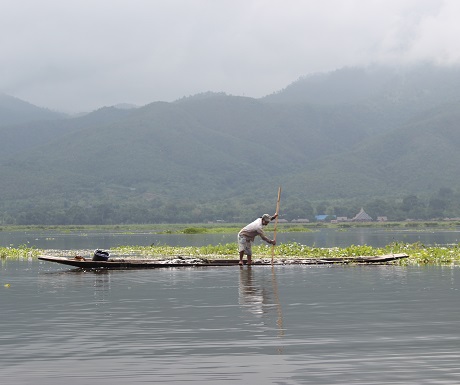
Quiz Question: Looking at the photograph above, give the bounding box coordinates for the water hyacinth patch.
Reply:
[4,242,460,266]
[91,242,460,265]
[0,245,40,259]
[385,242,460,266]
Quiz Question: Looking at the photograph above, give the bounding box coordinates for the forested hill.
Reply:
[1,64,460,224]
[0,92,66,125]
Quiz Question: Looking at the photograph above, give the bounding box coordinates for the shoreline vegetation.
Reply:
[2,222,460,266]
[1,219,460,233]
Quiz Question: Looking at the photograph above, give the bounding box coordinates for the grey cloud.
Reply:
[0,0,458,113]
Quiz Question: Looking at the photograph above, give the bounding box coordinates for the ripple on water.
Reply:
[2,262,460,384]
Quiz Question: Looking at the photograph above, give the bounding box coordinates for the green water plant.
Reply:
[0,245,40,259]
[110,242,460,266]
[4,242,460,266]
[181,227,208,234]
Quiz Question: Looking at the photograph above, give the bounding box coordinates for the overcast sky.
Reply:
[1,0,459,113]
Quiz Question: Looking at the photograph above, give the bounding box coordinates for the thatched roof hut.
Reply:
[352,208,373,222]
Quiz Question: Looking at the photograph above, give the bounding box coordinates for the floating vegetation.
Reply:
[0,245,40,259]
[3,242,460,266]
[181,227,209,234]
[109,242,460,266]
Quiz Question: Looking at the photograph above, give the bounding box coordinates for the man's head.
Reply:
[261,214,271,225]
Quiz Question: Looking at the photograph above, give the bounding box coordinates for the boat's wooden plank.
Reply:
[38,254,408,269]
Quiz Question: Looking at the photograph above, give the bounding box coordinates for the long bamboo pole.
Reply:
[272,186,281,264]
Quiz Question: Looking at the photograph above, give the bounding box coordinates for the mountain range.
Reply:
[1,63,460,224]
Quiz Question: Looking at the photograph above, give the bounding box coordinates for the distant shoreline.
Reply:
[1,220,460,234]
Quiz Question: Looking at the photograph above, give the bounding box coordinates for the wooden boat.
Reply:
[38,253,409,270]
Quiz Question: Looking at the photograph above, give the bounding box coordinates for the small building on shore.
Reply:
[352,208,373,222]
[315,214,336,222]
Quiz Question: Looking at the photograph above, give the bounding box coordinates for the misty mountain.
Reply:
[1,64,460,223]
[0,95,390,203]
[264,64,460,107]
[284,100,460,200]
[0,93,66,126]
[264,64,460,130]
[0,106,136,161]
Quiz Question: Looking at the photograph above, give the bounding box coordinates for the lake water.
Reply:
[2,228,460,384]
[2,226,460,250]
[2,260,460,384]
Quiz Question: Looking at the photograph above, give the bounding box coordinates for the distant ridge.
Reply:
[263,64,460,111]
[0,92,66,125]
[113,103,139,110]
[2,64,460,223]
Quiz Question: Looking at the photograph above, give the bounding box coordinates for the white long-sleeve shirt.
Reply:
[238,218,271,243]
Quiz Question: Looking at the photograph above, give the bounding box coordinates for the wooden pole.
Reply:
[272,186,281,264]
[271,186,284,344]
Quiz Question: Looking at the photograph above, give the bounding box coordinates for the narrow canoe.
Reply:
[38,253,409,270]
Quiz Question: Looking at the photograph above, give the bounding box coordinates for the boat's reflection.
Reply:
[38,266,112,304]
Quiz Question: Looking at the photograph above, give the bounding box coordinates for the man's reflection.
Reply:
[238,267,285,354]
[238,267,284,334]
[238,267,266,316]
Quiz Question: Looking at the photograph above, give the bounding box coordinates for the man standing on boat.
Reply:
[238,213,277,266]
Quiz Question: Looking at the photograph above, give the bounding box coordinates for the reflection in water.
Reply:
[238,267,285,353]
[93,271,111,304]
[238,267,265,316]
[37,268,112,305]
[5,261,460,384]
[271,266,284,338]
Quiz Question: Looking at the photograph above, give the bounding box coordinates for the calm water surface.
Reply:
[2,260,460,384]
[2,226,460,249]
